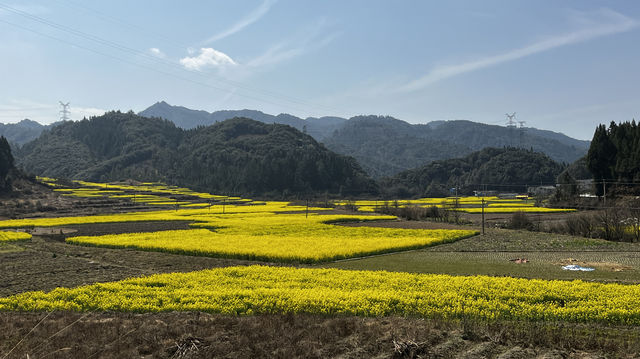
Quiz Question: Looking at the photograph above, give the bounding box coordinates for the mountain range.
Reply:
[139,101,590,177]
[2,101,591,183]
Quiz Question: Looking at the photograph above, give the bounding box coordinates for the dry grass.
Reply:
[0,312,637,358]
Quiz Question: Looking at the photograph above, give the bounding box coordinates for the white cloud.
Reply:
[149,47,166,58]
[398,8,638,92]
[202,0,276,44]
[179,47,237,70]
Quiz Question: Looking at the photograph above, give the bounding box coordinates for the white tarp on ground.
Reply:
[562,264,595,271]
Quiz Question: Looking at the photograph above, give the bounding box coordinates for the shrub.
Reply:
[508,212,533,230]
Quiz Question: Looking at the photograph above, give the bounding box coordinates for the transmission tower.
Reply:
[505,112,517,128]
[518,120,526,146]
[59,102,70,121]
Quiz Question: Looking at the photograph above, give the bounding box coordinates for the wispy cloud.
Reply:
[247,20,338,68]
[180,47,237,70]
[398,8,638,92]
[148,47,166,58]
[201,0,276,45]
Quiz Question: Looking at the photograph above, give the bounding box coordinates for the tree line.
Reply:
[587,120,640,195]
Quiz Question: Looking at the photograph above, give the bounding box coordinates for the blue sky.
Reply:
[1,1,639,140]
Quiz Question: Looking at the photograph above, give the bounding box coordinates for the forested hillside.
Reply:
[17,112,376,197]
[380,147,564,197]
[324,118,587,177]
[18,111,182,182]
[141,102,589,178]
[321,116,471,177]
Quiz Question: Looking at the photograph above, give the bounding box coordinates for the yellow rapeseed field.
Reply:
[335,196,564,214]
[0,202,330,229]
[2,266,639,325]
[0,231,31,242]
[67,213,476,262]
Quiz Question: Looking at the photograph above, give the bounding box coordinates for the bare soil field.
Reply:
[1,312,637,359]
[0,232,263,297]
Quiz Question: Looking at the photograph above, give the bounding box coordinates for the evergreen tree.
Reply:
[587,120,640,195]
[0,136,14,191]
[587,124,616,195]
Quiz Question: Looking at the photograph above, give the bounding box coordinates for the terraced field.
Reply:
[1,179,637,357]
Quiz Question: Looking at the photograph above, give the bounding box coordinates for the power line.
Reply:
[0,17,316,116]
[0,2,345,116]
[53,0,189,50]
[0,106,57,111]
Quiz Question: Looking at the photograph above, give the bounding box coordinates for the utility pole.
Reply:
[59,102,71,121]
[481,198,485,235]
[455,185,459,209]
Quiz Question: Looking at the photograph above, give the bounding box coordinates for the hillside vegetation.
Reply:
[380,147,564,197]
[324,117,587,177]
[140,102,589,178]
[17,112,376,197]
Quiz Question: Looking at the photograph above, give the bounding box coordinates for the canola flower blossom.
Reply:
[67,213,476,263]
[335,196,569,214]
[0,202,330,229]
[40,177,254,207]
[2,266,640,325]
[0,231,31,242]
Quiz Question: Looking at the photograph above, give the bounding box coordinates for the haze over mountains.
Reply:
[139,101,590,177]
[0,119,59,146]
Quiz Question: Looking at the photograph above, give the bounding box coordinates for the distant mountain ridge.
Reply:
[139,101,345,140]
[139,102,590,177]
[0,119,60,147]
